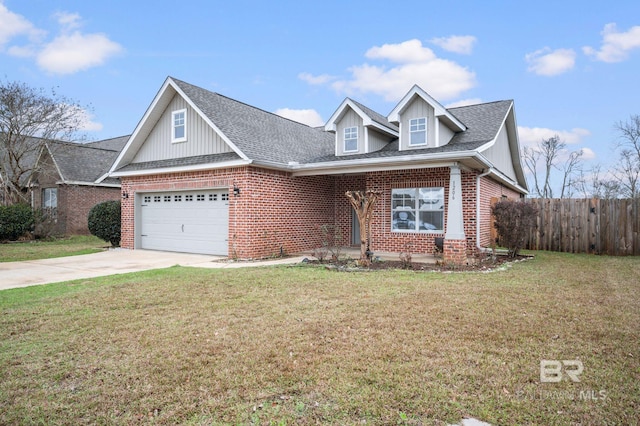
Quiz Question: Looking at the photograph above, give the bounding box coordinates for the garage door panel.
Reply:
[139,190,229,255]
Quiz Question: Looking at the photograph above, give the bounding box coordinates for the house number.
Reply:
[451,181,456,201]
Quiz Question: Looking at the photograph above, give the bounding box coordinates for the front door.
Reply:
[351,208,360,246]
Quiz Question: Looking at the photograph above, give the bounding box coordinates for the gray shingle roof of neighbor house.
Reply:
[47,137,128,185]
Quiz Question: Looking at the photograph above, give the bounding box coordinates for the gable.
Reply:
[398,96,436,150]
[335,107,364,156]
[482,124,517,181]
[132,93,233,163]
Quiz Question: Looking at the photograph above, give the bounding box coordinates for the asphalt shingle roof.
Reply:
[121,78,512,172]
[48,139,125,184]
[173,78,335,164]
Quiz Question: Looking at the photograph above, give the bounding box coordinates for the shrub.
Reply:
[0,203,34,241]
[88,200,121,247]
[491,199,538,257]
[32,208,60,240]
[319,224,343,261]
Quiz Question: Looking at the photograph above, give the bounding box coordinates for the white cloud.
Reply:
[579,147,596,160]
[0,3,44,47]
[445,98,483,108]
[298,72,335,85]
[583,23,640,63]
[518,126,591,148]
[320,39,475,102]
[54,11,82,30]
[0,4,122,74]
[525,47,576,76]
[430,35,477,54]
[37,31,122,74]
[275,108,324,127]
[69,105,103,132]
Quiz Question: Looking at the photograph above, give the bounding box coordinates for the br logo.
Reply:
[540,360,584,383]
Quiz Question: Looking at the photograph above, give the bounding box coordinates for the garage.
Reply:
[139,189,229,255]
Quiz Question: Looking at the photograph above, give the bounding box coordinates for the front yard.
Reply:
[0,252,638,424]
[0,235,106,262]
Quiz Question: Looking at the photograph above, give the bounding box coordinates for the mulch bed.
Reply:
[302,254,533,272]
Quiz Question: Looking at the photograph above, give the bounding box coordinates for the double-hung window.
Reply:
[391,187,444,232]
[172,109,187,143]
[344,126,358,152]
[409,117,427,146]
[42,188,58,220]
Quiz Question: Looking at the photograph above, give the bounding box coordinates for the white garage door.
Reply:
[139,189,229,255]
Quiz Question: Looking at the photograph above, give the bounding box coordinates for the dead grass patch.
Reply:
[0,252,638,424]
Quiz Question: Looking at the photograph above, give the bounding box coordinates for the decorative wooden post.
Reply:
[345,190,380,266]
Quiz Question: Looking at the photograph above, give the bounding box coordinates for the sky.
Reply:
[1,0,639,184]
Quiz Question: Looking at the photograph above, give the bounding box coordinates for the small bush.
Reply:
[491,199,538,257]
[88,200,121,247]
[0,203,34,241]
[32,208,60,240]
[319,224,343,261]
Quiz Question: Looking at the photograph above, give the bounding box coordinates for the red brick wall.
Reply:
[59,185,122,235]
[121,166,334,258]
[478,176,524,247]
[357,167,478,255]
[120,165,523,258]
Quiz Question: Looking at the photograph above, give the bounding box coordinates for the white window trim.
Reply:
[391,187,444,233]
[344,126,358,153]
[409,117,427,146]
[172,109,187,143]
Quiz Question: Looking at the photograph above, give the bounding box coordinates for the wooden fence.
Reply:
[523,198,640,256]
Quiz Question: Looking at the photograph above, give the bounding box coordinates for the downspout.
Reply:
[476,168,492,250]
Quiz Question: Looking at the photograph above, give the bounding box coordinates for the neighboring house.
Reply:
[31,136,129,235]
[110,77,527,263]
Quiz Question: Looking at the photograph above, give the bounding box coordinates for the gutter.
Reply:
[109,159,253,178]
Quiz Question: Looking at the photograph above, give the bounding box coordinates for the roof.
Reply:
[46,138,127,186]
[171,78,335,164]
[111,77,525,192]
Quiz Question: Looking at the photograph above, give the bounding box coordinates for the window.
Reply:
[344,127,358,152]
[174,195,182,202]
[164,195,171,202]
[144,196,151,203]
[197,194,205,201]
[185,195,193,202]
[172,109,187,142]
[42,188,58,221]
[209,194,217,201]
[221,193,229,201]
[409,117,427,146]
[154,196,161,202]
[391,187,444,232]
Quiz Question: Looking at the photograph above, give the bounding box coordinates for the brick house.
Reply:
[31,136,128,235]
[110,77,527,263]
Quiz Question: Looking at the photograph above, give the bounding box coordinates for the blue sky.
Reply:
[1,0,639,175]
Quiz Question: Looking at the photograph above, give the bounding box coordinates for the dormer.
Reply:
[325,98,398,156]
[388,85,466,151]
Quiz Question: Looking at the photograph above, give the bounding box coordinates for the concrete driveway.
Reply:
[0,249,306,291]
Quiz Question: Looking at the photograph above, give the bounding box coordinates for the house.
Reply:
[30,136,128,235]
[109,77,527,264]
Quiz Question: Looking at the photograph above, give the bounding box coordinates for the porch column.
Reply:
[444,163,467,264]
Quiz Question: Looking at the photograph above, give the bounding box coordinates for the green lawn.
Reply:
[0,235,107,262]
[1,252,638,425]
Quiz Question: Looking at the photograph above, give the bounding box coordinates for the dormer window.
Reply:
[344,127,358,152]
[172,109,187,143]
[409,117,427,146]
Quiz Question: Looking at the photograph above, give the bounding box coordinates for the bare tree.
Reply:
[523,135,582,198]
[0,80,85,205]
[345,190,380,266]
[611,115,640,198]
[575,164,621,199]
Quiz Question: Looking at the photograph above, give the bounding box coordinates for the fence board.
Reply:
[524,198,640,256]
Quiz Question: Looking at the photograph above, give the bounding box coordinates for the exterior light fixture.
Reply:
[233,185,240,197]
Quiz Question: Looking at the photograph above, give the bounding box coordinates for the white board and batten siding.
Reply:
[138,189,230,256]
[482,125,517,182]
[133,94,233,163]
[399,97,436,150]
[336,108,364,156]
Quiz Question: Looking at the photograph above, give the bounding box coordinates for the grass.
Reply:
[0,235,107,262]
[0,252,638,425]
